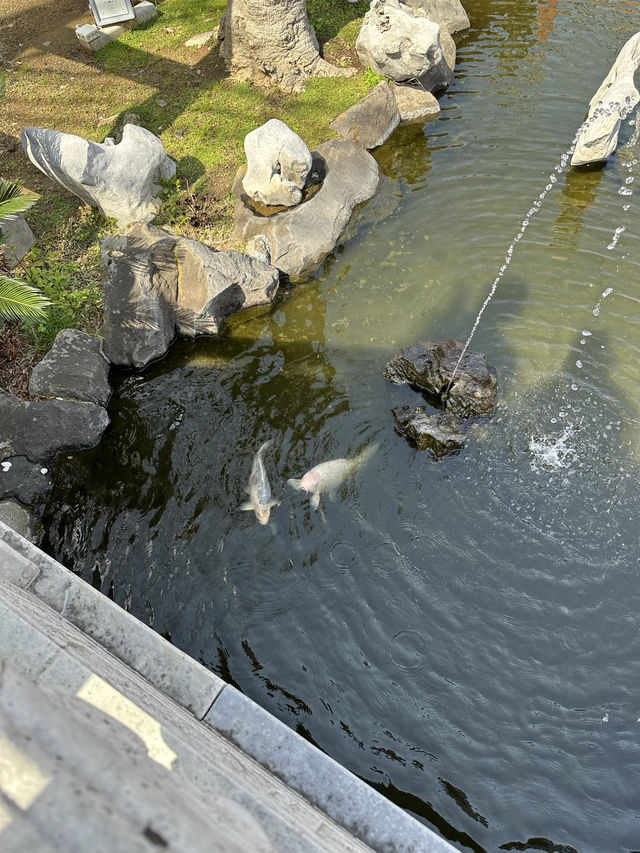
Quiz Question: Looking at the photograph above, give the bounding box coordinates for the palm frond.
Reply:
[0,275,51,322]
[0,179,37,221]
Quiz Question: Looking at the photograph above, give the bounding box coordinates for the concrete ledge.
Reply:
[205,686,455,853]
[0,522,223,718]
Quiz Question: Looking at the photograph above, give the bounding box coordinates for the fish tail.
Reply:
[257,439,273,456]
[357,442,380,468]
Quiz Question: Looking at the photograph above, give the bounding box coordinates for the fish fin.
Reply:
[357,442,380,467]
[328,489,338,503]
[310,492,321,511]
[287,478,302,490]
[239,502,254,512]
[269,499,281,508]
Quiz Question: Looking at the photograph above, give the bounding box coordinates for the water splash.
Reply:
[444,101,635,397]
[529,424,578,472]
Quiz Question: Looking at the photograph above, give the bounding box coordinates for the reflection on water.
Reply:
[40,2,640,852]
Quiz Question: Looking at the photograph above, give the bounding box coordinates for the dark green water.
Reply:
[42,2,640,850]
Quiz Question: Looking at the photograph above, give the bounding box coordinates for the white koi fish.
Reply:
[287,443,378,510]
[240,440,279,525]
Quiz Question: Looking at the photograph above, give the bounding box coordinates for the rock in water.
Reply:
[21,124,176,227]
[330,82,400,150]
[234,139,380,278]
[392,407,466,457]
[100,223,280,369]
[571,31,640,167]
[384,339,497,418]
[356,0,453,94]
[243,119,313,208]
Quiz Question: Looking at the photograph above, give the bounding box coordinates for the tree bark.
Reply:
[220,0,355,92]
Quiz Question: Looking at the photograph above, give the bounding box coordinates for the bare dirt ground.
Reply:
[1,0,102,188]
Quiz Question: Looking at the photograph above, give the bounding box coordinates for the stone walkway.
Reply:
[0,521,457,853]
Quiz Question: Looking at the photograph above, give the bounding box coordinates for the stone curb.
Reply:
[0,521,458,852]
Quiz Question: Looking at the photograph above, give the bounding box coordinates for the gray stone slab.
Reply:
[0,392,110,462]
[0,213,35,268]
[0,523,223,718]
[0,585,374,853]
[0,499,33,540]
[205,686,457,853]
[330,82,400,150]
[28,329,111,406]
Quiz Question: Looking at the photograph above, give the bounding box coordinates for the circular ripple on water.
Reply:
[388,629,428,675]
[371,540,403,579]
[329,539,360,574]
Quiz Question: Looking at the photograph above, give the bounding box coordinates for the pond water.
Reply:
[41,1,640,850]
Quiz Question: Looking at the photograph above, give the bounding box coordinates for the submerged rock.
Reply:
[392,406,466,456]
[384,339,497,418]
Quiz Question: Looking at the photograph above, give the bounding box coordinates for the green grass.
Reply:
[5,0,378,349]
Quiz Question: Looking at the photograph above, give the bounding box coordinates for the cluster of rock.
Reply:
[4,0,476,535]
[384,340,498,457]
[0,330,112,538]
[235,131,380,278]
[356,0,469,92]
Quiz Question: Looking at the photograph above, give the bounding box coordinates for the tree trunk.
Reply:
[220,0,355,92]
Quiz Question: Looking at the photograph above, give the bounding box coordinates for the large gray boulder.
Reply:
[175,239,280,337]
[21,124,176,227]
[0,393,110,462]
[101,223,280,369]
[28,329,111,406]
[356,0,453,93]
[571,31,640,167]
[101,225,178,369]
[330,82,400,149]
[242,119,313,207]
[233,139,380,278]
[0,213,35,268]
[403,0,470,34]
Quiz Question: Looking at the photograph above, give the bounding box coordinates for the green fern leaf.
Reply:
[0,275,51,322]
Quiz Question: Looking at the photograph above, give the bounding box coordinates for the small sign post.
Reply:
[89,0,135,27]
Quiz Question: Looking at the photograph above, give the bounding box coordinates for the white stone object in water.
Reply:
[571,31,640,167]
[21,124,176,227]
[242,119,313,208]
[355,0,453,93]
